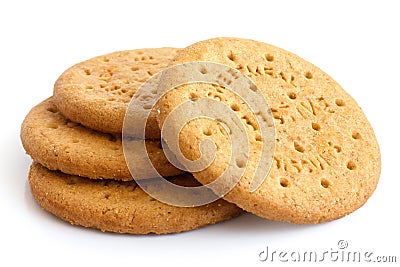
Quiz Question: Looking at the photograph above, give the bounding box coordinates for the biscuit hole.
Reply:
[100,84,106,88]
[189,92,199,101]
[121,88,128,94]
[46,107,58,113]
[249,83,258,92]
[242,115,259,130]
[230,103,240,111]
[255,135,262,142]
[266,54,274,62]
[287,92,297,100]
[335,99,345,107]
[200,67,207,74]
[334,145,342,153]
[103,57,110,62]
[294,141,305,153]
[105,70,113,77]
[47,123,58,129]
[236,158,246,168]
[131,66,139,71]
[312,122,321,131]
[203,129,212,136]
[84,69,91,75]
[86,85,93,90]
[147,70,154,76]
[352,132,362,140]
[280,178,289,188]
[207,92,212,97]
[108,97,116,101]
[305,71,313,79]
[273,114,285,124]
[149,56,154,59]
[347,160,356,170]
[320,178,330,188]
[143,104,152,110]
[103,193,111,199]
[227,51,236,62]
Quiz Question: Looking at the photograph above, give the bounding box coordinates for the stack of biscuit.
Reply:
[21,38,381,234]
[21,48,243,234]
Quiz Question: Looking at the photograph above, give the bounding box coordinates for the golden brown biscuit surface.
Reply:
[28,162,243,234]
[53,48,180,138]
[157,37,381,224]
[21,98,183,180]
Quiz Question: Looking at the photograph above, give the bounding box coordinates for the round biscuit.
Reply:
[21,98,183,180]
[156,37,381,224]
[53,48,180,138]
[29,162,243,234]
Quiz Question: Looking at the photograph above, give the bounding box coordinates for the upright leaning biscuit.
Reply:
[156,37,381,224]
[29,162,243,234]
[53,48,180,139]
[21,98,183,180]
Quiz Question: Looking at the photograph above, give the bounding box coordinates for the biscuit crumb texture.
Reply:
[29,162,243,234]
[53,48,180,138]
[21,98,183,180]
[157,37,381,224]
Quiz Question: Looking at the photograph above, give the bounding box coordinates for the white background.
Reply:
[1,0,399,266]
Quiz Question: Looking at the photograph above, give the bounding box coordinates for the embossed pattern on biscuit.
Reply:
[156,37,381,224]
[53,48,180,138]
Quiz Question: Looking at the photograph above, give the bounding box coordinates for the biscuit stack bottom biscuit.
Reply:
[20,48,243,234]
[28,163,242,234]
